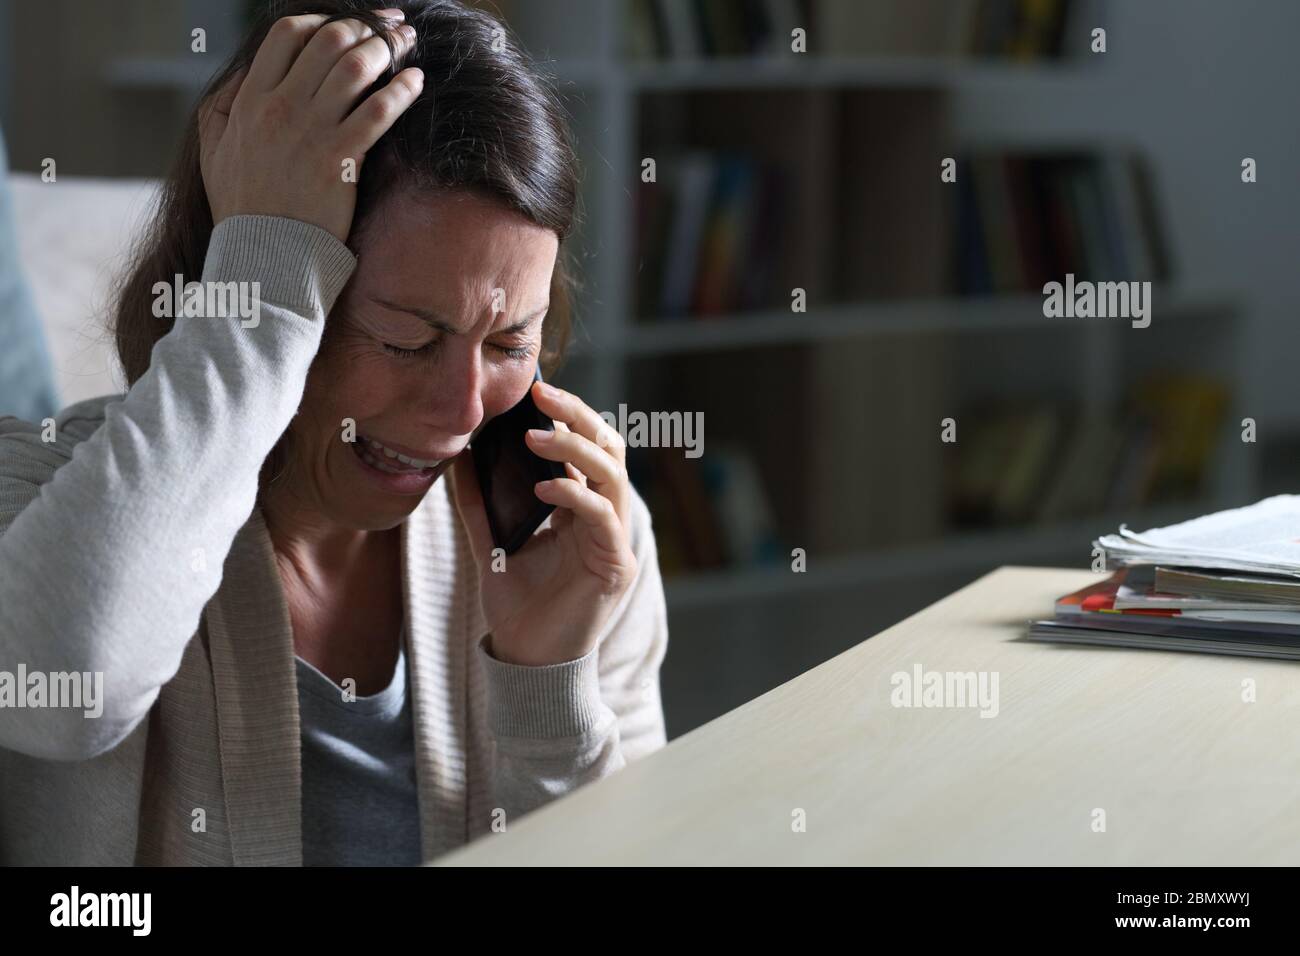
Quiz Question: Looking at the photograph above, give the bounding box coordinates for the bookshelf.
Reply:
[498,0,1250,734]
[568,288,1240,356]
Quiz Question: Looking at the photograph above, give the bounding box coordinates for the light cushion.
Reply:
[0,130,60,421]
[8,172,161,408]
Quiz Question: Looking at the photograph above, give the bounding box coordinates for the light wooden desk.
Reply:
[438,566,1300,865]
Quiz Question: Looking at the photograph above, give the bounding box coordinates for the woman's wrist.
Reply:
[202,215,357,318]
[486,631,594,668]
[477,634,608,740]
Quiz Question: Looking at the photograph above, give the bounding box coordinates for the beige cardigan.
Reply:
[0,216,668,865]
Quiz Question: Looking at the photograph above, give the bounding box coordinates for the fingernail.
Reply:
[527,428,551,442]
[536,380,557,396]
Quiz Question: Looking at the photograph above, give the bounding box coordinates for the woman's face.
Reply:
[282,187,559,531]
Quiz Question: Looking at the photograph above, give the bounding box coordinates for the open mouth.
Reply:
[352,435,443,475]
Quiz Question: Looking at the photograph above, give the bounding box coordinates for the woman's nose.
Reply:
[431,353,484,437]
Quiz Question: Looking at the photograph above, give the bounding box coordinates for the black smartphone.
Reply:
[470,366,568,555]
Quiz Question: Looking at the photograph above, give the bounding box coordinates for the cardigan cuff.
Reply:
[477,633,607,739]
[202,215,357,318]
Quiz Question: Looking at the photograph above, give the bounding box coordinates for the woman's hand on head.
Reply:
[451,381,639,668]
[198,9,423,243]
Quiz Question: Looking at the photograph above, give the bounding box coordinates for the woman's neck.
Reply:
[260,482,405,683]
[261,482,396,583]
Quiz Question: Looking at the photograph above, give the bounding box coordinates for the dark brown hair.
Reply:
[110,0,583,488]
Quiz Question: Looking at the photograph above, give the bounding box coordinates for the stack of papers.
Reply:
[1028,496,1300,660]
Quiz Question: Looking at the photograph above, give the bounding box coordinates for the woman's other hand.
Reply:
[198,8,422,242]
[452,381,639,667]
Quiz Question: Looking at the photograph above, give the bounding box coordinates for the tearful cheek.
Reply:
[484,367,538,421]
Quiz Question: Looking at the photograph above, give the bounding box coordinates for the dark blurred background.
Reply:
[2,0,1297,738]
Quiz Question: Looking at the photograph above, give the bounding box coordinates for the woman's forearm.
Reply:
[476,490,670,830]
[0,215,354,760]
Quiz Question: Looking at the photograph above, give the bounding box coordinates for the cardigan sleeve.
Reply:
[0,216,356,761]
[476,485,669,825]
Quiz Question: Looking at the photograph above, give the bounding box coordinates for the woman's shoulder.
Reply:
[0,393,122,477]
[1,392,120,433]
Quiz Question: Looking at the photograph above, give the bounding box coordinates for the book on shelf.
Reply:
[948,374,1230,529]
[700,443,784,565]
[628,0,812,60]
[694,155,760,315]
[1131,375,1230,502]
[635,149,789,320]
[952,151,1173,296]
[656,151,717,317]
[631,443,784,577]
[971,0,1075,60]
[950,403,1064,526]
[640,145,1173,310]
[1028,498,1300,661]
[628,0,1077,62]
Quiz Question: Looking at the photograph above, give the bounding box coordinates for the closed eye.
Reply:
[382,341,435,359]
[493,342,534,360]
[381,340,535,360]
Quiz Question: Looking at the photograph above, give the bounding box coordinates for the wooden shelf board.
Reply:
[558,290,1241,358]
[662,500,1219,610]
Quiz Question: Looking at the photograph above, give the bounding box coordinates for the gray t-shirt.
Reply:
[295,626,422,866]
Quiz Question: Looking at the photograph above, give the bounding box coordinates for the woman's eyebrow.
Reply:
[373,297,549,335]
